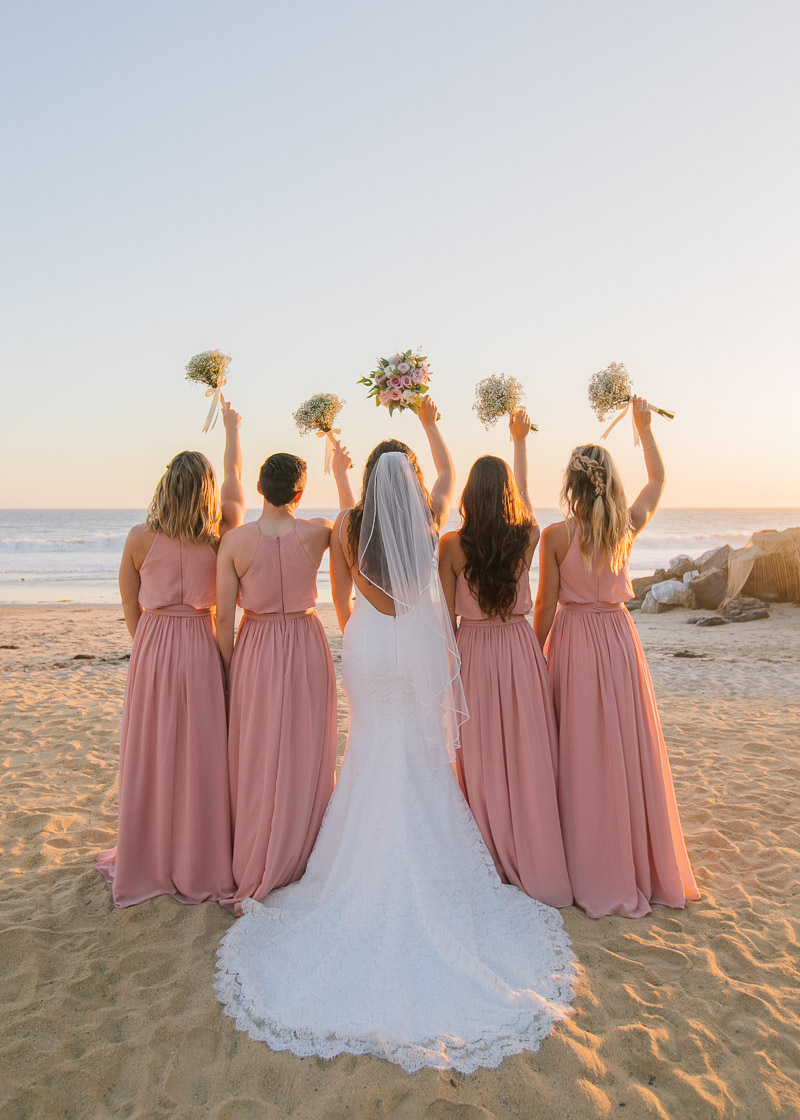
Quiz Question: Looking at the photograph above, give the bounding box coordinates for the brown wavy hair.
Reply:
[346,439,432,561]
[459,456,534,620]
[145,451,221,545]
[561,444,632,573]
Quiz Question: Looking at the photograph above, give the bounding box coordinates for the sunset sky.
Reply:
[2,0,798,509]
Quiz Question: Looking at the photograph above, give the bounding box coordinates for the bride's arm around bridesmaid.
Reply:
[534,397,699,918]
[98,402,245,907]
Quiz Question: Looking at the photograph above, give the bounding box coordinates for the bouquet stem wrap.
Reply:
[316,429,341,475]
[202,376,228,433]
[602,399,675,445]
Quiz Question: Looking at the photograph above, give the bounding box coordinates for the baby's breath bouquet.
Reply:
[473,374,533,431]
[185,350,231,432]
[359,349,432,416]
[588,361,674,442]
[293,393,346,474]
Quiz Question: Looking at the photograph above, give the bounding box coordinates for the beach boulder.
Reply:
[641,591,675,613]
[689,569,728,610]
[697,544,731,574]
[723,596,771,623]
[631,574,664,599]
[648,579,693,608]
[667,555,696,580]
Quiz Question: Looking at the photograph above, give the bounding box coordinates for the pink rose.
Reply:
[379,389,392,405]
[389,377,402,389]
[389,388,403,401]
[400,374,412,389]
[398,362,411,374]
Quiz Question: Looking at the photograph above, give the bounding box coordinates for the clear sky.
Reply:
[2,0,798,510]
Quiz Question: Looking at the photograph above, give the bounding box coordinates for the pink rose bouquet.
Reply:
[359,349,432,416]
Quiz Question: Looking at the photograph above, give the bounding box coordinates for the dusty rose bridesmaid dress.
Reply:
[454,568,572,907]
[545,530,700,918]
[96,533,234,906]
[223,527,336,915]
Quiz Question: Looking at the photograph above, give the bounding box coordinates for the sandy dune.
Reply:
[1,603,799,1119]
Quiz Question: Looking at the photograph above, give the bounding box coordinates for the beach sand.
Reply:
[1,602,799,1119]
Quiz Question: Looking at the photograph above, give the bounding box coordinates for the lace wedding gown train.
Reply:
[215,588,576,1073]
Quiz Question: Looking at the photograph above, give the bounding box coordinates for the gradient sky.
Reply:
[2,0,798,510]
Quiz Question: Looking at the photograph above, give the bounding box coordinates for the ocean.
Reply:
[2,508,798,608]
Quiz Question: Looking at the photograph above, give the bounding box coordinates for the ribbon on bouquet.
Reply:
[202,372,228,433]
[602,399,639,446]
[602,398,675,445]
[316,428,341,475]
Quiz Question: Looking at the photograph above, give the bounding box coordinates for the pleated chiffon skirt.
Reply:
[224,611,337,915]
[456,616,572,908]
[546,603,699,918]
[97,609,234,906]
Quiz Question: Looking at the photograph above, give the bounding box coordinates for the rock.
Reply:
[667,555,696,579]
[641,591,676,613]
[649,579,693,607]
[631,572,669,599]
[723,596,771,623]
[731,608,771,623]
[626,599,642,611]
[689,569,728,611]
[672,649,709,658]
[697,544,732,573]
[682,570,700,584]
[695,615,730,627]
[653,568,670,582]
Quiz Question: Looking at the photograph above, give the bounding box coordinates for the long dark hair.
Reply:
[346,439,432,561]
[459,456,533,620]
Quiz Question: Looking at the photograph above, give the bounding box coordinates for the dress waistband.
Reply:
[144,605,215,617]
[242,607,316,622]
[458,613,529,628]
[558,601,625,613]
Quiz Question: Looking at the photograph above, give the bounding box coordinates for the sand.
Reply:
[1,602,799,1119]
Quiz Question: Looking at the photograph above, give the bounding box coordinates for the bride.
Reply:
[215,399,576,1073]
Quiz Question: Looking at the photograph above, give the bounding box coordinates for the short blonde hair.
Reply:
[145,451,221,544]
[561,444,632,573]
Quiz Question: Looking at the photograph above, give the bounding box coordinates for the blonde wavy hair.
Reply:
[561,444,632,573]
[145,451,222,545]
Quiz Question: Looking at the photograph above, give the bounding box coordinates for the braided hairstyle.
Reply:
[561,444,632,573]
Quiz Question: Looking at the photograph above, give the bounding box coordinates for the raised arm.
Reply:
[330,510,355,632]
[628,395,666,535]
[216,532,240,676]
[220,401,246,535]
[417,396,455,531]
[331,438,356,511]
[509,407,540,551]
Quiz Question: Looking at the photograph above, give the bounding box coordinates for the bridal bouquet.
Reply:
[293,393,346,474]
[588,361,674,442]
[359,350,432,416]
[185,349,231,432]
[473,374,533,431]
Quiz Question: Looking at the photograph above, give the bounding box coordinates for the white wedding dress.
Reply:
[215,455,576,1073]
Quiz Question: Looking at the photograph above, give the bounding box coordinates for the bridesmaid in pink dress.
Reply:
[217,443,354,915]
[97,402,246,906]
[439,409,571,907]
[535,396,700,918]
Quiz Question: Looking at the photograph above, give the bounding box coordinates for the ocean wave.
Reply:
[0,534,127,553]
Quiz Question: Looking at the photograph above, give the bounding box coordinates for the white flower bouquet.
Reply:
[588,361,674,440]
[473,374,533,431]
[293,393,346,474]
[185,350,231,432]
[359,350,432,416]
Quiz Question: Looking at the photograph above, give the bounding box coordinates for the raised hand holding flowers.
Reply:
[359,349,433,416]
[293,393,346,475]
[473,374,533,432]
[185,349,231,432]
[588,361,674,443]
